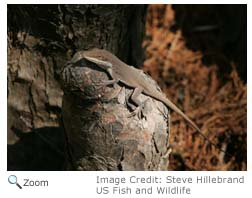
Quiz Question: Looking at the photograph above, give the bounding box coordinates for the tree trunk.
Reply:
[8,5,170,170]
[61,50,170,170]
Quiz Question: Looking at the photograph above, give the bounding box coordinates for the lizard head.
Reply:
[73,48,113,68]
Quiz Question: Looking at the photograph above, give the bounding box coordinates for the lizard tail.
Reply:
[156,94,230,156]
[151,93,200,131]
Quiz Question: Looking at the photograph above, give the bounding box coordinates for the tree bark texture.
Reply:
[8,5,170,170]
[61,51,170,170]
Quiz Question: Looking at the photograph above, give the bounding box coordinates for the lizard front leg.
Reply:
[84,56,119,88]
[102,68,119,86]
[97,68,120,90]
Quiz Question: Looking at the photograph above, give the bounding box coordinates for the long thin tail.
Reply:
[151,93,229,156]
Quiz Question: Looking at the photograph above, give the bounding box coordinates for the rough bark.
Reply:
[60,51,170,170]
[8,5,170,171]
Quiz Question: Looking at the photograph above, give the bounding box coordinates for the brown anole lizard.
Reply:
[71,48,227,154]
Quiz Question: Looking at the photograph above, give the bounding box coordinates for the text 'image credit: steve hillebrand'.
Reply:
[95,175,245,195]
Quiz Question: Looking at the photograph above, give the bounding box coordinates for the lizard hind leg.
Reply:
[127,87,149,119]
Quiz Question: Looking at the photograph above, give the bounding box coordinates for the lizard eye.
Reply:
[96,55,105,60]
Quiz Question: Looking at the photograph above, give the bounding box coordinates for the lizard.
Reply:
[70,48,227,154]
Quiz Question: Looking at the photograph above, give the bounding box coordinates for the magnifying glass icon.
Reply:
[8,175,22,189]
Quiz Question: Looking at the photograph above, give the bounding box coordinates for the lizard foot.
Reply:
[95,79,119,88]
[127,99,150,119]
[127,106,143,119]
